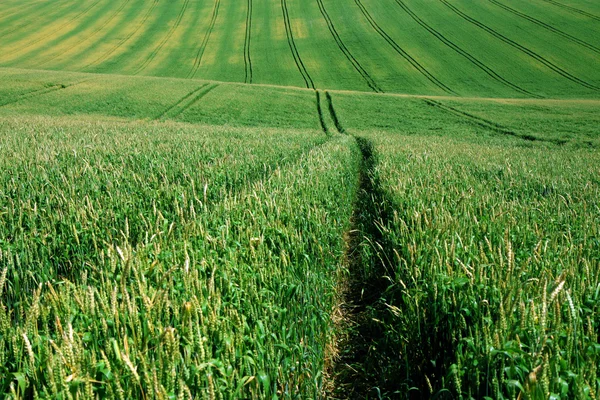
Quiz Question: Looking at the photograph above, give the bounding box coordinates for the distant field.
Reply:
[0,0,599,97]
[0,0,599,398]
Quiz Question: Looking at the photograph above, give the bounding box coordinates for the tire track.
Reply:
[488,0,600,55]
[353,0,455,95]
[154,83,209,120]
[440,0,600,92]
[315,90,329,134]
[539,0,600,22]
[281,0,315,89]
[36,0,132,68]
[84,0,160,70]
[423,98,567,144]
[134,0,190,75]
[325,91,345,134]
[393,0,541,98]
[168,84,219,119]
[0,2,49,37]
[187,0,221,79]
[7,0,102,59]
[316,0,383,93]
[0,79,94,108]
[244,0,253,84]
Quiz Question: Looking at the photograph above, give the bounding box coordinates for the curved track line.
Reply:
[353,0,455,95]
[244,0,253,83]
[316,0,382,93]
[83,0,159,70]
[7,0,103,59]
[440,0,600,92]
[134,0,190,75]
[325,91,345,134]
[423,98,566,144]
[36,0,132,68]
[154,83,209,120]
[488,0,600,55]
[0,78,94,108]
[539,0,600,21]
[281,0,315,89]
[0,2,48,36]
[169,84,219,119]
[187,0,220,79]
[394,0,541,98]
[315,90,329,134]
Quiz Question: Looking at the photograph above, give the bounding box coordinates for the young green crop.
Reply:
[0,114,359,398]
[351,129,600,398]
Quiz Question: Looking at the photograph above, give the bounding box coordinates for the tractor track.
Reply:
[169,84,219,119]
[539,0,600,22]
[315,0,382,93]
[393,0,542,98]
[244,0,253,83]
[187,0,220,79]
[315,90,329,134]
[488,0,600,55]
[7,0,102,59]
[36,0,132,68]
[424,98,566,144]
[325,91,345,134]
[135,0,190,75]
[440,0,600,92]
[84,0,160,70]
[0,79,94,108]
[353,0,456,95]
[154,83,209,120]
[281,0,315,89]
[0,2,54,38]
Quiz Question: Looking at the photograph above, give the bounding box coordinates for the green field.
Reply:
[0,0,599,398]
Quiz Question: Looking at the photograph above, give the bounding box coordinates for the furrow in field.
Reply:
[134,0,191,75]
[0,1,73,40]
[0,2,45,35]
[539,0,600,21]
[35,0,132,68]
[393,0,542,98]
[315,0,382,93]
[353,0,455,95]
[244,0,253,84]
[280,0,315,89]
[325,91,345,134]
[440,0,600,92]
[169,84,219,119]
[83,0,159,71]
[154,83,209,120]
[187,0,220,79]
[0,79,93,108]
[488,0,600,55]
[315,90,329,134]
[6,0,103,60]
[423,99,566,144]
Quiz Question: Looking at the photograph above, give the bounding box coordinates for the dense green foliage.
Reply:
[0,0,599,398]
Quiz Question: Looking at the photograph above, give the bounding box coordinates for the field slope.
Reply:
[0,0,599,399]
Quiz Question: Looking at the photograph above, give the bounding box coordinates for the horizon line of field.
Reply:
[3,66,600,105]
[0,71,586,149]
[0,0,598,95]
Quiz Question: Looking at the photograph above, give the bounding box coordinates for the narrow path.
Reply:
[440,0,600,92]
[487,0,600,54]
[187,0,220,79]
[328,135,395,398]
[315,0,382,93]
[353,0,456,95]
[244,0,253,83]
[393,0,541,98]
[281,0,314,89]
